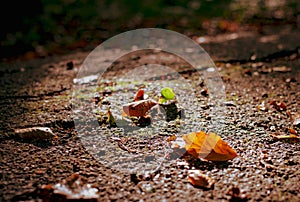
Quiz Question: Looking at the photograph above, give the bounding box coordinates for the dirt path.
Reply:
[0,25,299,201]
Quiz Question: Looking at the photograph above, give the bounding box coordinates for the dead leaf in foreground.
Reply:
[183,131,238,161]
[122,99,157,117]
[188,170,215,189]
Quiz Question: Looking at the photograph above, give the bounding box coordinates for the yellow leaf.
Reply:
[182,131,238,161]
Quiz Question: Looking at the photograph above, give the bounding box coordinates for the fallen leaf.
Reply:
[270,133,300,141]
[187,170,215,189]
[14,127,57,140]
[123,99,157,117]
[107,109,117,127]
[289,128,297,135]
[182,131,238,161]
[134,89,145,101]
[269,100,287,111]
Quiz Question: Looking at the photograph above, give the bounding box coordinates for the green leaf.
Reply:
[161,87,175,100]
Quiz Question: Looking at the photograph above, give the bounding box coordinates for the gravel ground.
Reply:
[0,25,299,201]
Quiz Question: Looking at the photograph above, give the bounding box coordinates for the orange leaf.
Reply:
[182,131,238,161]
[167,134,177,142]
[289,128,297,135]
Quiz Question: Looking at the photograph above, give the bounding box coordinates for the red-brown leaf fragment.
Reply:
[122,99,157,117]
[134,89,145,101]
[269,100,287,111]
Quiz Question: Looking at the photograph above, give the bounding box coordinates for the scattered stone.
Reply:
[257,101,268,111]
[227,186,249,202]
[223,101,236,107]
[200,89,209,97]
[39,173,99,201]
[187,170,215,189]
[293,118,300,128]
[66,61,74,70]
[272,66,291,73]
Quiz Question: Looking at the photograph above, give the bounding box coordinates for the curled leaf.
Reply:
[107,109,117,127]
[188,170,215,189]
[123,99,157,117]
[161,87,175,100]
[183,131,238,161]
[134,89,145,101]
[14,127,57,140]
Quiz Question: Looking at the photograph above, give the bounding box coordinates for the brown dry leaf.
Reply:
[188,170,215,189]
[122,99,157,117]
[269,100,287,111]
[182,131,238,161]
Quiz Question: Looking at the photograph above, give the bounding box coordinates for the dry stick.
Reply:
[117,141,137,153]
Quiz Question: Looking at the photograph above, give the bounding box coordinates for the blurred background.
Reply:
[0,0,299,60]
